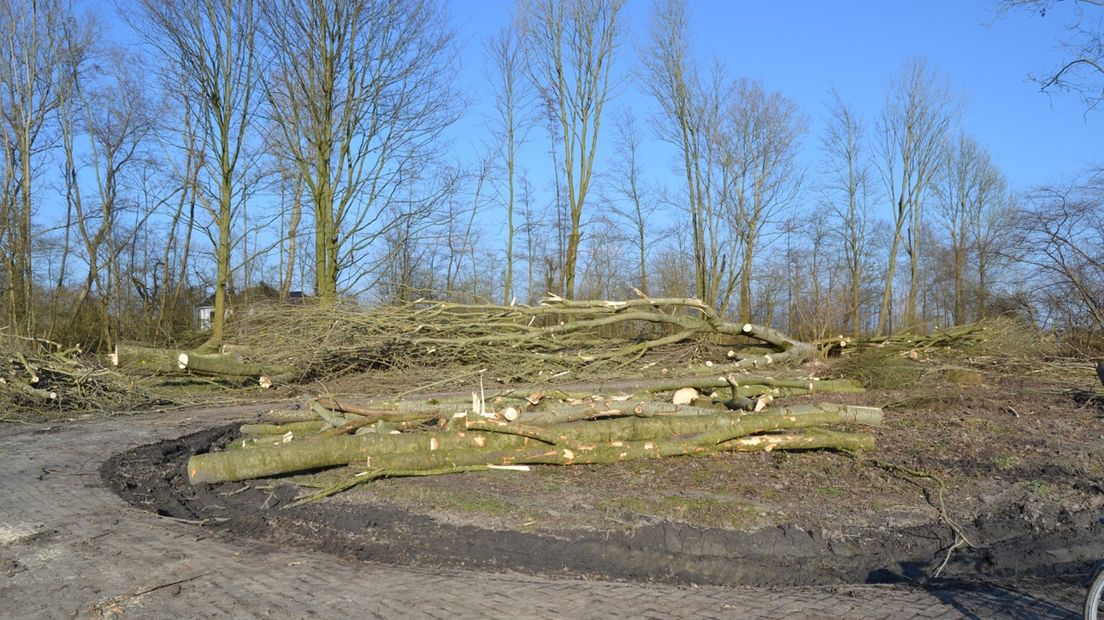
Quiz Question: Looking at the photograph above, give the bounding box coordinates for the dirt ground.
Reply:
[99,351,1104,608]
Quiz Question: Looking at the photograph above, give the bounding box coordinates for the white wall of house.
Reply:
[196,306,215,330]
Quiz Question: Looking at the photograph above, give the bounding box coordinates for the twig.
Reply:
[287,465,492,507]
[157,515,228,526]
[846,453,975,578]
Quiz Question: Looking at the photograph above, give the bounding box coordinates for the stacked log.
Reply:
[187,386,883,504]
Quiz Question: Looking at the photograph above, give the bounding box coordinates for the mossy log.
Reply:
[186,403,881,484]
[721,429,875,452]
[110,344,185,374]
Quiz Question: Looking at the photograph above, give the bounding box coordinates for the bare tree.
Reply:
[1016,170,1104,331]
[0,0,82,333]
[972,177,1015,319]
[642,0,743,313]
[263,0,459,305]
[643,0,714,307]
[155,94,206,340]
[721,79,805,323]
[520,0,624,299]
[486,22,530,304]
[1004,1,1104,111]
[65,46,159,346]
[875,59,957,334]
[134,0,261,348]
[934,133,1006,325]
[820,88,874,336]
[607,108,654,294]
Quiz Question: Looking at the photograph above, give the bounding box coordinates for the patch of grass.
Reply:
[1027,479,1052,497]
[816,486,845,498]
[993,454,1021,470]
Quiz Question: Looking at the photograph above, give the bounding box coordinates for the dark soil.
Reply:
[102,365,1104,596]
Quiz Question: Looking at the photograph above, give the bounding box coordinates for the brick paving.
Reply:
[0,406,1082,619]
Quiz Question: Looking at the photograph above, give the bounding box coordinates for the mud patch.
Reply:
[102,425,1103,591]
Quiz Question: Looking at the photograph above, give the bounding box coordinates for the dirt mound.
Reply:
[102,425,1101,591]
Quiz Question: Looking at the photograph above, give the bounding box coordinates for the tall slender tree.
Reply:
[722,79,805,323]
[821,88,873,336]
[486,22,529,305]
[521,0,624,299]
[642,0,741,313]
[608,109,653,294]
[875,59,956,334]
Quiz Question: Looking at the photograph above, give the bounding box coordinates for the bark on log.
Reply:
[1,377,57,400]
[110,345,185,374]
[721,430,875,452]
[177,352,294,379]
[516,400,721,425]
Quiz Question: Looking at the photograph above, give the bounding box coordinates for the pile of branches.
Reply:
[0,333,160,419]
[187,385,881,503]
[229,296,816,383]
[816,317,1054,362]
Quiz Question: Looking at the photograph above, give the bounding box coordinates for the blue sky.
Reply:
[448,0,1100,197]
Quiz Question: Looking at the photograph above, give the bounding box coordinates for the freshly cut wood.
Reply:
[311,398,443,425]
[672,387,698,405]
[188,429,534,483]
[543,404,882,444]
[516,400,720,426]
[635,375,864,396]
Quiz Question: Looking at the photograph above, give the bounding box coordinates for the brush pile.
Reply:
[0,333,159,419]
[227,296,817,383]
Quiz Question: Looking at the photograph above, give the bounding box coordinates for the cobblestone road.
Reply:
[0,406,1083,619]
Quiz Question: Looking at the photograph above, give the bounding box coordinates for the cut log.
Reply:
[672,387,698,405]
[2,378,57,400]
[111,345,184,374]
[721,429,874,452]
[176,352,294,379]
[633,375,864,396]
